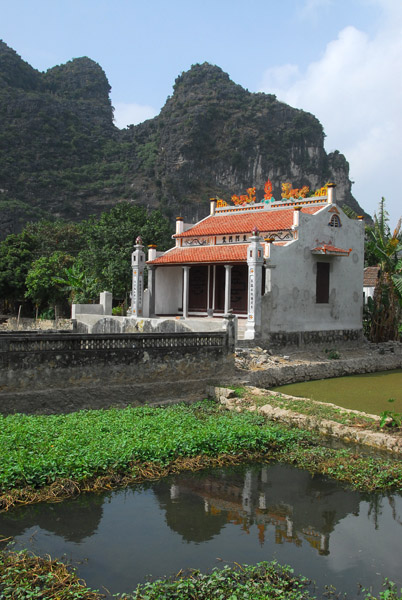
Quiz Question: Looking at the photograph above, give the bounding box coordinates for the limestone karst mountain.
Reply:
[0,41,367,238]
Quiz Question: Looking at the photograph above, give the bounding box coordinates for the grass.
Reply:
[0,401,307,508]
[1,551,401,599]
[0,549,101,599]
[1,400,402,511]
[248,392,377,428]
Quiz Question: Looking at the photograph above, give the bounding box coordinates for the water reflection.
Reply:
[153,465,361,555]
[1,463,401,597]
[0,494,104,543]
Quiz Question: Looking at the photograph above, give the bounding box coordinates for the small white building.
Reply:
[131,184,365,344]
[363,266,380,305]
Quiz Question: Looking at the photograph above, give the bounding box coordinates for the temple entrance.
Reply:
[187,264,248,314]
[231,265,248,313]
[188,266,208,311]
[214,264,248,314]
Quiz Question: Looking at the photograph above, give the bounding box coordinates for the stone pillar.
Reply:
[207,265,213,316]
[147,265,156,317]
[245,229,264,340]
[100,291,112,316]
[327,182,336,204]
[223,312,237,351]
[183,266,190,318]
[224,264,232,315]
[148,244,157,261]
[129,236,145,317]
[212,265,216,312]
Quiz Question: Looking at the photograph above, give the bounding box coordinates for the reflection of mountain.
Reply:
[0,494,103,543]
[153,464,361,555]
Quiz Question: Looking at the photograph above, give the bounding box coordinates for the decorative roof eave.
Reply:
[147,244,249,266]
[173,205,323,239]
[311,244,352,256]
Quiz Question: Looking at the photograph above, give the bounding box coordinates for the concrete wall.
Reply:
[155,266,182,315]
[71,291,112,319]
[0,331,234,414]
[261,206,364,335]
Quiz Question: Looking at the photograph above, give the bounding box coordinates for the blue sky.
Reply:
[2,0,401,226]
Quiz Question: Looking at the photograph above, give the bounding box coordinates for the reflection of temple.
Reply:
[153,464,361,555]
[0,494,104,543]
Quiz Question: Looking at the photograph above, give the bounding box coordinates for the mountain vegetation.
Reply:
[0,40,367,240]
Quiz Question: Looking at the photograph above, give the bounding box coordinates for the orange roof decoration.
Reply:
[148,245,249,265]
[175,206,323,238]
[312,244,352,256]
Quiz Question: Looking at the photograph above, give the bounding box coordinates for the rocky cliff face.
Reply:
[0,43,367,238]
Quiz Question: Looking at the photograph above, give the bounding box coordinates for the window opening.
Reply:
[329,215,341,227]
[316,262,330,303]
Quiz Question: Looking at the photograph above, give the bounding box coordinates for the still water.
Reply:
[1,463,402,598]
[273,369,402,414]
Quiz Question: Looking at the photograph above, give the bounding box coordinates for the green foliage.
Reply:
[0,549,101,599]
[53,260,97,304]
[364,580,402,600]
[1,401,402,496]
[25,251,74,309]
[379,399,402,428]
[130,561,313,600]
[38,307,55,320]
[379,411,402,428]
[0,220,84,307]
[0,402,304,492]
[324,348,341,360]
[365,198,402,342]
[78,203,172,300]
[2,550,401,600]
[0,205,173,310]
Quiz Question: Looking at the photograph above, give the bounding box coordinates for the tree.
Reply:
[78,203,173,301]
[53,260,97,304]
[25,252,74,316]
[365,198,402,342]
[0,220,84,310]
[0,231,34,308]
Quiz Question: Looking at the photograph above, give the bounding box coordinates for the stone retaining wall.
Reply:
[0,331,234,414]
[238,328,363,349]
[237,348,402,389]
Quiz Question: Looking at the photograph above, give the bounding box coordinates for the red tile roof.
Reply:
[175,206,323,238]
[364,266,380,286]
[148,245,249,265]
[312,244,351,256]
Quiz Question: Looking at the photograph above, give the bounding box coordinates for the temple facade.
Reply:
[131,184,365,342]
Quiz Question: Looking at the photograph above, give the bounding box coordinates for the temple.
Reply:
[131,184,365,343]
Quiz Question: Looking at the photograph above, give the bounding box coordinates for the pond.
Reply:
[272,369,402,414]
[1,462,402,598]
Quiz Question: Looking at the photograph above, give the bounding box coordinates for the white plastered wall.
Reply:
[261,206,364,334]
[155,266,183,315]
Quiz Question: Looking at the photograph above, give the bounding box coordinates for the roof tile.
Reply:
[175,206,322,238]
[148,245,249,265]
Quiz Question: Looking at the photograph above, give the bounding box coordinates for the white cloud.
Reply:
[300,0,333,21]
[113,102,157,129]
[259,0,402,224]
